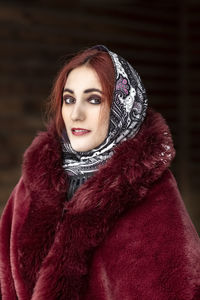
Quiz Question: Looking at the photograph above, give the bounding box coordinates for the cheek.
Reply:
[61,106,69,124]
[97,109,110,136]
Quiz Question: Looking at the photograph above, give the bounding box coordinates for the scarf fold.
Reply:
[67,172,94,201]
[62,45,148,178]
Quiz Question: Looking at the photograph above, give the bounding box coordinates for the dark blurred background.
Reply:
[0,0,200,232]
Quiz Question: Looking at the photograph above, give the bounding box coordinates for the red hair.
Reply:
[47,48,115,136]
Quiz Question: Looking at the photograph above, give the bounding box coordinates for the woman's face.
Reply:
[62,65,110,152]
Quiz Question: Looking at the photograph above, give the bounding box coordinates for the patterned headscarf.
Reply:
[62,45,148,177]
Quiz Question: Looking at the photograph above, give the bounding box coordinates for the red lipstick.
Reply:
[71,128,91,136]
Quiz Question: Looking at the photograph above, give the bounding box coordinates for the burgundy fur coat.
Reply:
[0,109,200,300]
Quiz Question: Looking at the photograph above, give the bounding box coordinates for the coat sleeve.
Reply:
[0,177,29,300]
[84,170,200,300]
[0,183,17,299]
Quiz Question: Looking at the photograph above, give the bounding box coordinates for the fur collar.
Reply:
[21,108,175,299]
[23,108,175,206]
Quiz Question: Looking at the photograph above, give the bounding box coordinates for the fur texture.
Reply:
[0,109,200,299]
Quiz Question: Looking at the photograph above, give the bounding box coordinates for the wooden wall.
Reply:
[0,0,200,232]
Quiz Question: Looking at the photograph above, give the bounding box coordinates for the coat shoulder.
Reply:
[86,170,200,299]
[99,169,194,248]
[22,125,67,194]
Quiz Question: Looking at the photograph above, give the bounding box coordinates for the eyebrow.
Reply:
[63,88,103,94]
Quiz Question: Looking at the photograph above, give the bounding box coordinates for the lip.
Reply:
[71,128,91,136]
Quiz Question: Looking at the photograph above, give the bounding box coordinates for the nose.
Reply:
[71,103,85,121]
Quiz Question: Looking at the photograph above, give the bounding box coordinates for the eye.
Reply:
[88,96,101,104]
[63,95,75,104]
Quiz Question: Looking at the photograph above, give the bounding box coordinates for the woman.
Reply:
[0,45,200,299]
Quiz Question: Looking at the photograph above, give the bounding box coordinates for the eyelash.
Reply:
[63,95,102,105]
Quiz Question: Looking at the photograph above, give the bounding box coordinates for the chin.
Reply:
[70,136,106,152]
[71,142,93,152]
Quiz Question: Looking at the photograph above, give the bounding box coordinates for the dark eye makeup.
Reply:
[62,94,102,105]
[63,95,75,104]
[88,95,102,104]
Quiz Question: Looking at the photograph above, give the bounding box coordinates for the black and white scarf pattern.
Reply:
[62,45,148,176]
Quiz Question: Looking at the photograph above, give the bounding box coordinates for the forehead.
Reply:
[64,65,102,90]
